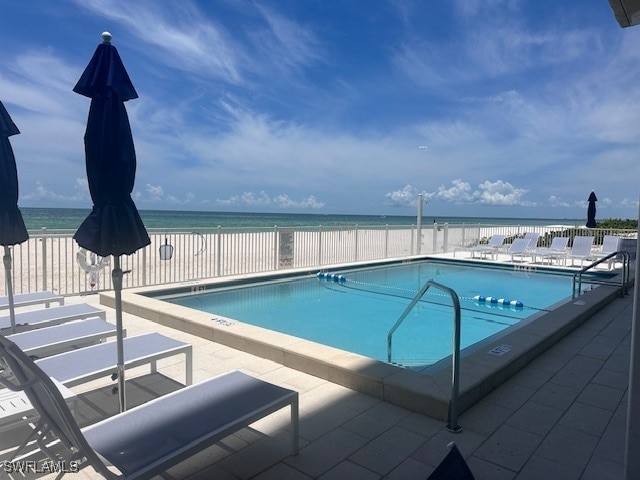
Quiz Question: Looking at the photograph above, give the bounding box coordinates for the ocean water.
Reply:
[20,207,582,231]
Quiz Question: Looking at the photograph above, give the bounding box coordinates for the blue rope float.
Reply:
[317,272,347,283]
[473,295,523,309]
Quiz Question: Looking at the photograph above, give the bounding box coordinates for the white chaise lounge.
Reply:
[0,291,64,311]
[0,303,105,333]
[6,318,119,358]
[522,232,540,250]
[34,332,193,388]
[590,235,621,269]
[0,379,76,434]
[506,238,531,263]
[467,234,506,260]
[0,335,299,479]
[566,236,595,267]
[532,236,569,265]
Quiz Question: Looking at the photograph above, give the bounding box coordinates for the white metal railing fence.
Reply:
[1,224,636,297]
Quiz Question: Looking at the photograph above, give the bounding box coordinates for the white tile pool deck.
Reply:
[24,277,633,479]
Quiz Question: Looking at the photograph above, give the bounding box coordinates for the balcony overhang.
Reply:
[609,0,640,27]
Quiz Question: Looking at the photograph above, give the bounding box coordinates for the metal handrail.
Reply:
[386,279,462,433]
[572,250,631,299]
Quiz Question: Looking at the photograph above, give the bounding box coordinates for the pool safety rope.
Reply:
[317,271,526,310]
[316,272,347,283]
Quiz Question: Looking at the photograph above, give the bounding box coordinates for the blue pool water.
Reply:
[164,261,597,367]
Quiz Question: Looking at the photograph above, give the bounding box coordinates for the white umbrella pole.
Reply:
[3,246,17,335]
[112,255,126,412]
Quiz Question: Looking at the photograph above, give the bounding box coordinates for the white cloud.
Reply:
[432,180,474,203]
[548,195,570,208]
[73,0,244,84]
[386,179,533,208]
[474,180,531,206]
[273,194,324,209]
[385,185,418,207]
[22,181,86,203]
[145,184,165,202]
[214,191,324,209]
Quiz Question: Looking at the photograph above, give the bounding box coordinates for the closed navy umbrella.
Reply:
[586,191,597,228]
[73,32,150,412]
[0,101,28,335]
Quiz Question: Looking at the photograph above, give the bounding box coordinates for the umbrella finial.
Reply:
[102,31,112,44]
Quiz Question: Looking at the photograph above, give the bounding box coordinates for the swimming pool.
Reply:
[158,260,607,368]
[113,256,623,419]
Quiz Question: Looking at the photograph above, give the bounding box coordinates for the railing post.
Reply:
[354,224,359,261]
[216,226,222,276]
[385,224,389,258]
[432,223,438,254]
[274,226,279,270]
[41,227,47,291]
[443,223,449,253]
[318,225,323,266]
[410,225,415,255]
[142,246,147,286]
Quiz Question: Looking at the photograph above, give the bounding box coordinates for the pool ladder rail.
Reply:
[572,250,631,299]
[386,279,462,433]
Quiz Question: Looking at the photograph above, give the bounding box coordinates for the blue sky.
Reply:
[1,0,639,219]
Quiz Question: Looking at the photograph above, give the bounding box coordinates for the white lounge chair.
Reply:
[506,238,531,263]
[0,291,64,311]
[590,235,621,269]
[0,379,76,435]
[34,332,193,388]
[532,236,569,265]
[0,303,105,333]
[468,235,506,260]
[566,236,595,267]
[0,335,299,479]
[6,318,119,358]
[523,232,540,250]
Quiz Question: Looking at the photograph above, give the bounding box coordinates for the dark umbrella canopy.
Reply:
[586,191,597,228]
[73,32,149,412]
[73,33,150,256]
[0,101,28,247]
